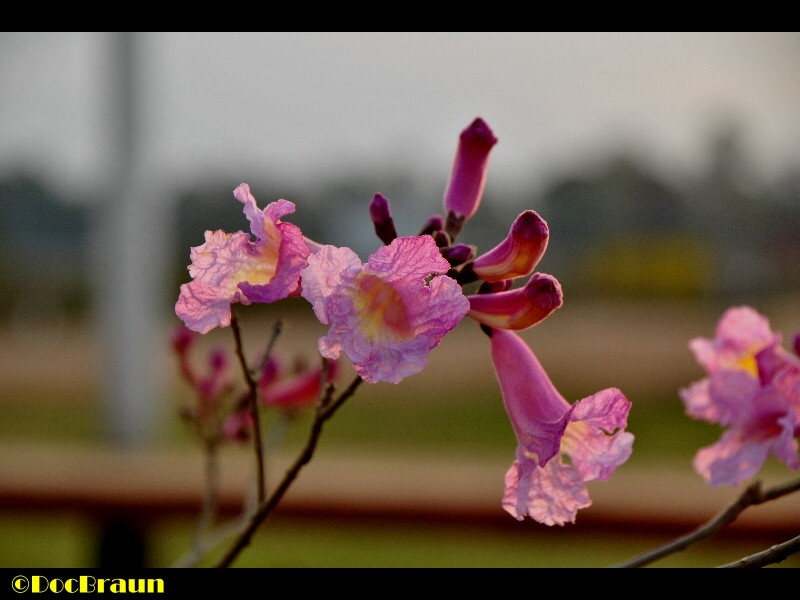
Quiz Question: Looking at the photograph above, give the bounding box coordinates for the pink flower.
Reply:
[681,306,800,486]
[171,323,232,418]
[175,184,310,333]
[469,210,549,282]
[260,359,340,410]
[489,328,633,525]
[466,273,563,330]
[300,236,470,384]
[443,118,498,235]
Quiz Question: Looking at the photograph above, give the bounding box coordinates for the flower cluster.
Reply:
[174,117,634,525]
[681,306,800,486]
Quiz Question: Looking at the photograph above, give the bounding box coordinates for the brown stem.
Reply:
[215,375,363,568]
[614,477,800,568]
[230,314,266,504]
[719,534,800,568]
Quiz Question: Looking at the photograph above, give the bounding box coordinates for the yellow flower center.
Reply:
[353,273,414,342]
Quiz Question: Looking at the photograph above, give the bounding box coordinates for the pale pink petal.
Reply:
[681,371,759,426]
[300,245,362,325]
[490,329,572,465]
[301,237,468,384]
[562,387,634,481]
[693,429,772,487]
[502,457,590,526]
[176,186,310,333]
[570,387,631,432]
[365,236,450,285]
[690,306,779,373]
[233,183,266,242]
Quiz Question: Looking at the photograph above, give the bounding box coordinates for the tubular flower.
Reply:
[175,183,310,333]
[443,118,498,235]
[469,211,549,281]
[681,307,800,486]
[466,273,563,330]
[300,235,469,384]
[489,328,633,525]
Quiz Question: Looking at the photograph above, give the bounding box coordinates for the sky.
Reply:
[1,32,799,200]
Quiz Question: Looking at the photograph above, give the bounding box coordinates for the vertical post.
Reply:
[94,32,165,445]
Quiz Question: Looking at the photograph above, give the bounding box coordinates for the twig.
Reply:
[215,374,363,568]
[719,534,800,568]
[230,314,266,504]
[614,477,800,568]
[171,440,220,568]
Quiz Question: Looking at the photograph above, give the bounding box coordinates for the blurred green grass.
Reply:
[3,512,797,568]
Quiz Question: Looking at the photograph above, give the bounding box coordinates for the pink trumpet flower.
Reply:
[489,328,633,525]
[300,236,469,384]
[176,184,310,333]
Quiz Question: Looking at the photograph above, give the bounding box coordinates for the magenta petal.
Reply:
[472,210,549,281]
[502,457,590,526]
[490,329,571,466]
[443,118,497,221]
[468,273,563,331]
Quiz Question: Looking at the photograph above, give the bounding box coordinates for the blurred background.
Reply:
[1,32,799,567]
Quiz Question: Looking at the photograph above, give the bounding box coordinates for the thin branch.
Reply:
[171,440,220,568]
[614,477,800,568]
[215,374,364,568]
[230,314,266,504]
[719,534,800,568]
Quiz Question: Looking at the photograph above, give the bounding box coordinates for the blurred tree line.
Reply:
[2,124,799,323]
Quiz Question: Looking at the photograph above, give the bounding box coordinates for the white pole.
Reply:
[94,32,166,445]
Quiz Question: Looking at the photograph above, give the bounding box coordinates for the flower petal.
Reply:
[366,236,451,285]
[300,245,363,325]
[681,370,759,426]
[502,457,590,525]
[471,210,549,281]
[693,428,772,487]
[562,387,634,481]
[468,273,563,331]
[301,237,468,384]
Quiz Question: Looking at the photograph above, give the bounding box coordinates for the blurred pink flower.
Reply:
[171,323,232,417]
[175,183,310,333]
[260,358,340,410]
[681,306,800,486]
[300,236,469,383]
[489,328,633,525]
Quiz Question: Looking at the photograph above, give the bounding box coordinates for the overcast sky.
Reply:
[2,32,799,200]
